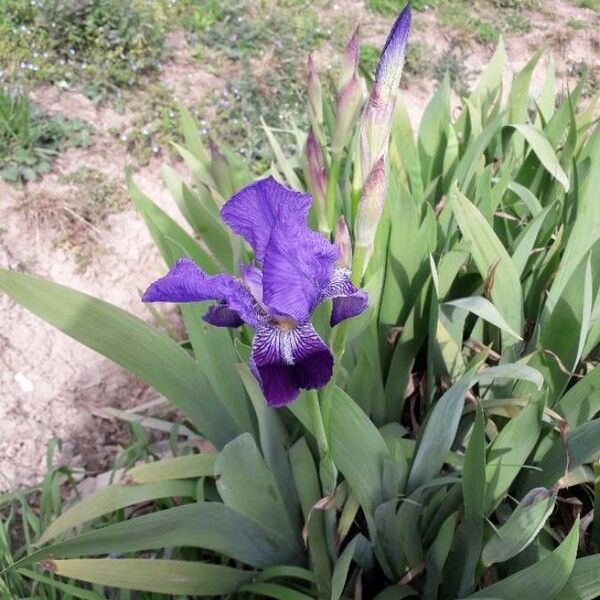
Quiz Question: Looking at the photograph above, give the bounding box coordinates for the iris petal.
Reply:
[221,176,312,263]
[142,257,260,327]
[323,268,369,327]
[262,222,338,322]
[240,263,263,302]
[251,322,333,407]
[203,303,245,328]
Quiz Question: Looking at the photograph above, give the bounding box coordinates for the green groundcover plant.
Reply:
[0,87,93,184]
[3,4,600,599]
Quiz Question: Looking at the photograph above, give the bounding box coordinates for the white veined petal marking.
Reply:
[280,330,295,365]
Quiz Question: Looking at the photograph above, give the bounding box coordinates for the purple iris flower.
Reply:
[143,177,368,407]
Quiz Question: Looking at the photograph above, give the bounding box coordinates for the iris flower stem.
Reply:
[308,389,338,557]
[351,244,369,287]
[325,154,342,234]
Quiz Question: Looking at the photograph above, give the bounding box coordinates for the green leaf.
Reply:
[556,364,600,427]
[127,453,217,483]
[37,480,196,546]
[178,103,210,166]
[419,76,451,185]
[546,126,600,311]
[0,270,242,448]
[171,141,218,193]
[215,433,299,544]
[329,386,389,522]
[182,181,234,270]
[507,124,569,191]
[506,47,544,125]
[10,503,298,570]
[485,401,542,511]
[236,364,299,531]
[240,582,315,600]
[408,359,485,492]
[556,555,600,600]
[47,559,254,596]
[475,363,543,390]
[289,438,332,597]
[444,296,522,340]
[423,512,458,599]
[372,583,417,600]
[481,488,555,566]
[127,171,218,274]
[469,37,506,113]
[451,184,523,348]
[522,418,600,490]
[330,537,358,600]
[261,117,303,190]
[511,202,557,275]
[392,95,423,201]
[518,252,595,405]
[468,518,579,599]
[453,404,486,597]
[178,301,256,437]
[17,568,104,600]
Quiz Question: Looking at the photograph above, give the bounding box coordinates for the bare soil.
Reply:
[0,0,599,491]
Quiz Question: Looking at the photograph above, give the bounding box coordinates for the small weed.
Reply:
[492,0,539,7]
[433,50,470,96]
[573,0,600,10]
[504,11,533,34]
[110,83,183,166]
[368,0,431,14]
[359,45,381,82]
[567,18,588,29]
[0,88,93,185]
[567,60,600,97]
[472,18,500,44]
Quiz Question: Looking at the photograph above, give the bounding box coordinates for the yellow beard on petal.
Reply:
[276,317,297,332]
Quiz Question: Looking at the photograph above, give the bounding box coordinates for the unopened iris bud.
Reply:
[302,128,328,232]
[359,88,395,182]
[358,3,411,185]
[355,157,387,250]
[374,4,411,100]
[307,54,323,128]
[339,26,360,90]
[335,216,352,269]
[332,73,363,155]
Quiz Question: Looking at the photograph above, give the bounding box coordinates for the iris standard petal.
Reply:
[240,262,263,302]
[251,321,334,407]
[142,257,260,327]
[323,268,369,327]
[220,176,313,263]
[262,222,338,322]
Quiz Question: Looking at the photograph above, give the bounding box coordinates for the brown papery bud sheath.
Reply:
[335,215,352,269]
[355,157,387,249]
[339,26,360,90]
[302,128,328,231]
[332,73,364,156]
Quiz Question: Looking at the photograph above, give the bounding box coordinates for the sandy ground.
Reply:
[1,2,599,491]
